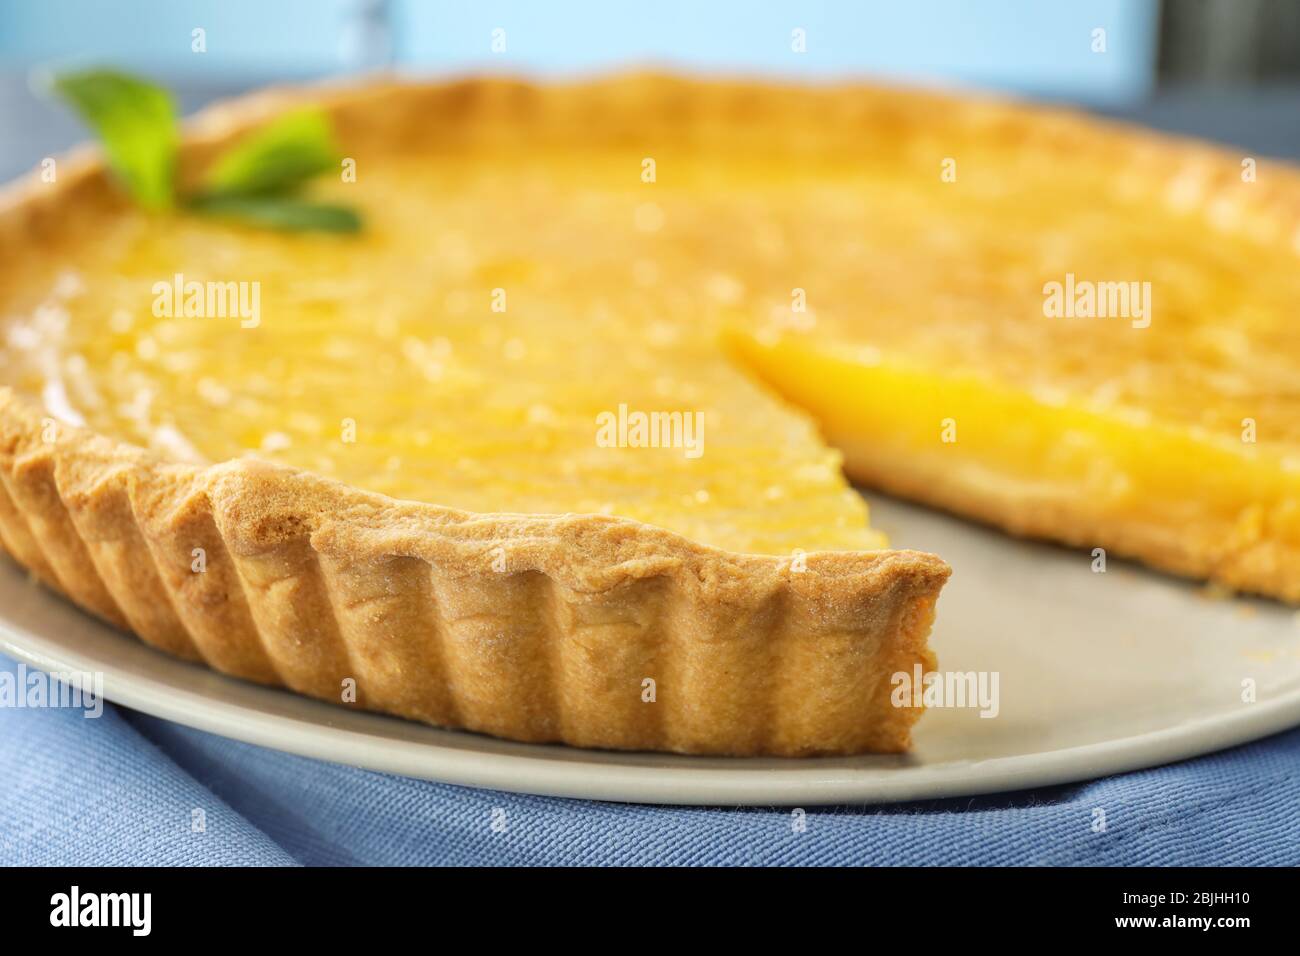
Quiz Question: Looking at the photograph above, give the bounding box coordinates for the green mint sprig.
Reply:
[49,68,362,233]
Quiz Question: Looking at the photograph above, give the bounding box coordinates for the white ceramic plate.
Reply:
[4,494,1300,805]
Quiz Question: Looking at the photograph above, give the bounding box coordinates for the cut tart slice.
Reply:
[0,76,951,757]
[722,91,1300,602]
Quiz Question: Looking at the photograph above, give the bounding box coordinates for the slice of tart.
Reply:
[723,89,1300,602]
[0,76,951,757]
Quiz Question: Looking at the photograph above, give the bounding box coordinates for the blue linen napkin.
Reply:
[2,654,1297,866]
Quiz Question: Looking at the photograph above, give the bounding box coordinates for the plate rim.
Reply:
[6,621,1300,806]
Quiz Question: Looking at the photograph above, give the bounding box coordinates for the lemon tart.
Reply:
[2,75,1297,758]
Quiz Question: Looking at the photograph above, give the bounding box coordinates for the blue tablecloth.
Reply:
[2,654,1297,866]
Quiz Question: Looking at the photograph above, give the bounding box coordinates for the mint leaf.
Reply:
[48,69,362,234]
[200,110,340,198]
[51,69,177,211]
[188,195,362,233]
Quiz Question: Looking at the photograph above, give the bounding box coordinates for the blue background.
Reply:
[0,0,1159,104]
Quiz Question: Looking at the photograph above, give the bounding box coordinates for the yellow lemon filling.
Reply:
[1,152,881,556]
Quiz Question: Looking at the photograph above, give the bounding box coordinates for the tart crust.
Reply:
[0,389,947,755]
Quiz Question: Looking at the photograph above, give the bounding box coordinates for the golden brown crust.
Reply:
[0,387,947,755]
